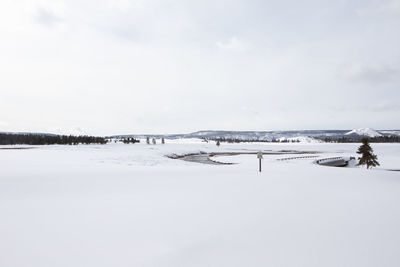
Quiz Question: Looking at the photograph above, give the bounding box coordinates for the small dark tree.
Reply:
[152,138,156,145]
[357,138,380,169]
[146,137,150,144]
[161,138,165,144]
[216,140,220,146]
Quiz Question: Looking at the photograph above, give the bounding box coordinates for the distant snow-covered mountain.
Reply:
[183,130,347,141]
[379,130,400,137]
[345,128,382,137]
[113,130,348,142]
[4,128,398,143]
[48,127,88,136]
[116,128,399,142]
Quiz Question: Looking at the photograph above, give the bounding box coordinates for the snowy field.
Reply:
[1,140,400,267]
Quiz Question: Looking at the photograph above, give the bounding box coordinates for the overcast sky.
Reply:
[0,0,399,135]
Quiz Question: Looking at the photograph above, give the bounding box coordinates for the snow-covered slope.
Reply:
[345,128,382,137]
[184,130,347,141]
[380,130,400,137]
[277,136,323,143]
[48,127,89,136]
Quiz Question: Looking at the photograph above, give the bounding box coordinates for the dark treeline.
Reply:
[0,133,107,145]
[321,136,400,143]
[122,137,140,144]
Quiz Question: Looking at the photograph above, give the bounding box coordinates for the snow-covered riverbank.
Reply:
[1,141,400,267]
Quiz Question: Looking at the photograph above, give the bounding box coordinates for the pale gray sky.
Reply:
[0,0,399,135]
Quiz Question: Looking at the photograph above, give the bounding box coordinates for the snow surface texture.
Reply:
[1,141,400,267]
[345,128,383,137]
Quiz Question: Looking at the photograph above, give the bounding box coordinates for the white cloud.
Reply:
[216,37,250,51]
[339,63,398,84]
[33,7,63,27]
[0,0,399,134]
[356,0,400,16]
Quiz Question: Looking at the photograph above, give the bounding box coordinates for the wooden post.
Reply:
[257,151,263,172]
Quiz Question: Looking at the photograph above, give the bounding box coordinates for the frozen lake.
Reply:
[1,141,400,267]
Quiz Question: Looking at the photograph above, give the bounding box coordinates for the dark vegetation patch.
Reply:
[0,147,36,150]
[0,133,107,145]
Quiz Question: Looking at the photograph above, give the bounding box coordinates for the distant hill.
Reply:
[111,128,400,142]
[182,130,348,141]
[110,130,349,140]
[345,128,383,138]
[3,128,400,142]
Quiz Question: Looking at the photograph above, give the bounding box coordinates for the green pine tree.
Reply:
[357,138,380,169]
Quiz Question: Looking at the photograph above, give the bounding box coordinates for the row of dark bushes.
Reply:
[320,136,400,143]
[122,137,140,144]
[0,133,107,145]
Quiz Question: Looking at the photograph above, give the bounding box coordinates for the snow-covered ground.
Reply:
[1,140,400,267]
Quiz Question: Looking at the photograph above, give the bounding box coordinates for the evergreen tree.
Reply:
[357,138,380,169]
[216,140,220,146]
[146,137,150,144]
[161,138,165,144]
[152,138,156,145]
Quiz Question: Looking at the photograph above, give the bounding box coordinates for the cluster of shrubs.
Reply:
[145,137,164,144]
[122,138,140,144]
[321,136,400,143]
[275,139,301,143]
[0,133,107,145]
